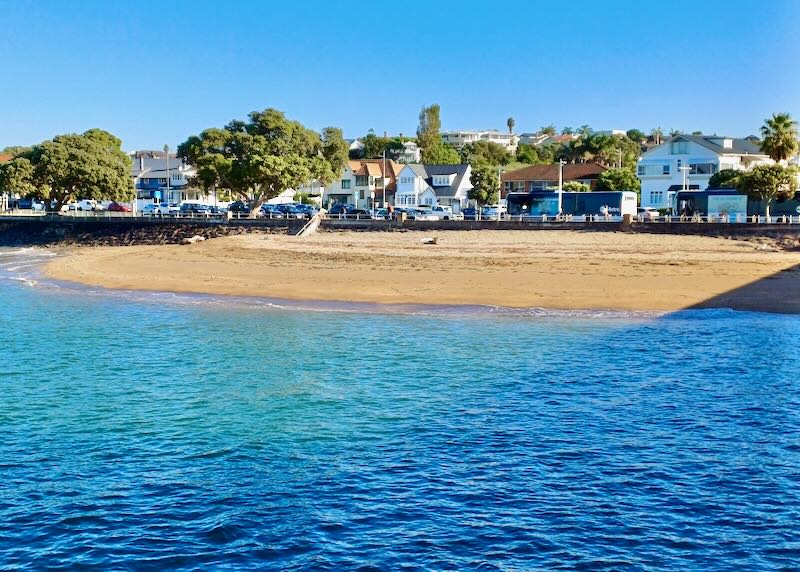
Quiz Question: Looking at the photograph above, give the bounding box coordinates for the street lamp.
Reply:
[370,190,375,216]
[558,159,567,215]
[164,144,170,204]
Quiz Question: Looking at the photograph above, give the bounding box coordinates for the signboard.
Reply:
[708,195,747,218]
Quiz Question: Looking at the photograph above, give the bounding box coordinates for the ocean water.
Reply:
[1,248,800,571]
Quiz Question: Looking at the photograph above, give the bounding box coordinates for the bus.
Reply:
[673,189,800,219]
[506,191,638,218]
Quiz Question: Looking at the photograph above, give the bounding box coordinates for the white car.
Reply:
[67,199,103,211]
[430,205,462,220]
[637,207,660,221]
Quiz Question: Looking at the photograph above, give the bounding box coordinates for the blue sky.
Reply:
[1,0,799,150]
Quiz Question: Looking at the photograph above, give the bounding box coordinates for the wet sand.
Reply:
[44,230,800,313]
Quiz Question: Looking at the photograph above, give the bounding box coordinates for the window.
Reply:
[355,175,368,186]
[400,176,414,184]
[637,163,670,176]
[341,179,351,189]
[670,141,689,154]
[649,191,664,205]
[662,165,671,175]
[159,178,167,185]
[689,162,718,175]
[637,165,645,176]
[172,174,180,181]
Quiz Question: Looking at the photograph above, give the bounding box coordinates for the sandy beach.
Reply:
[43,230,800,313]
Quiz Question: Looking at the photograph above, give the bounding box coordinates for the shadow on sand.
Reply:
[688,262,800,314]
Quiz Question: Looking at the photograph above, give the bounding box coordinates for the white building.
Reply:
[323,159,402,209]
[397,141,421,163]
[394,163,473,211]
[636,134,771,210]
[441,130,518,152]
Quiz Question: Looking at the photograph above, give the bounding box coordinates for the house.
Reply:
[0,152,12,211]
[394,163,473,210]
[636,134,772,210]
[131,150,212,209]
[323,159,402,209]
[441,130,518,152]
[518,132,549,146]
[500,162,608,197]
[397,141,421,163]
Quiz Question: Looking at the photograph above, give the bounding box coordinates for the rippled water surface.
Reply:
[2,248,800,570]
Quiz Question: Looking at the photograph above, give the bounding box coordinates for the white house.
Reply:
[394,164,473,211]
[323,159,402,209]
[441,130,518,152]
[636,134,772,209]
[131,150,221,210]
[397,141,421,163]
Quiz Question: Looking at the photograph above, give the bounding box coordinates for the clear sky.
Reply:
[2,0,799,150]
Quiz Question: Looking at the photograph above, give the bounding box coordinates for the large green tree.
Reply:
[468,164,500,205]
[737,164,798,218]
[515,144,539,164]
[178,108,345,217]
[507,117,515,134]
[562,181,590,192]
[595,167,641,195]
[422,143,461,164]
[0,129,133,211]
[626,129,646,143]
[460,140,511,166]
[760,113,799,162]
[708,169,742,189]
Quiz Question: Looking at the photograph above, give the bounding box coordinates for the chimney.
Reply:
[139,154,144,170]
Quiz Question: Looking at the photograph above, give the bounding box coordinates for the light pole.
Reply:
[382,149,387,208]
[164,144,170,204]
[370,191,375,217]
[497,166,504,222]
[558,159,567,215]
[679,165,691,192]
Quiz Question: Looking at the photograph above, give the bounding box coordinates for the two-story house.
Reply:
[323,159,402,209]
[131,150,200,209]
[636,135,771,209]
[441,130,519,152]
[394,164,473,210]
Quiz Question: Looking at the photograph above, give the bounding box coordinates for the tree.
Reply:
[669,128,682,137]
[422,143,460,164]
[737,164,798,218]
[562,126,574,135]
[507,117,515,134]
[540,125,556,136]
[535,143,558,164]
[596,167,641,195]
[626,129,646,143]
[416,103,442,154]
[468,164,500,205]
[0,129,133,211]
[460,140,511,166]
[562,180,590,192]
[651,127,663,145]
[0,157,37,197]
[361,132,389,159]
[179,108,343,218]
[1,146,31,158]
[760,112,799,162]
[708,169,742,189]
[516,144,539,164]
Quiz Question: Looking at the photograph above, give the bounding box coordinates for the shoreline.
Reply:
[42,231,800,314]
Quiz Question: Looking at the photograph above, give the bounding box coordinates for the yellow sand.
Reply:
[44,230,800,313]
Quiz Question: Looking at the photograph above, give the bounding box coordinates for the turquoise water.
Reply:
[2,248,800,570]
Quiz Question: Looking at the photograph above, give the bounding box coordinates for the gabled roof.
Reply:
[501,162,607,182]
[645,134,767,157]
[0,153,13,163]
[346,159,402,191]
[398,163,471,197]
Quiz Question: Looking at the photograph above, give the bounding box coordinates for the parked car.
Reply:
[406,208,440,221]
[276,204,306,219]
[260,204,284,218]
[228,201,251,215]
[142,202,179,215]
[107,202,131,212]
[328,203,354,216]
[16,198,46,211]
[373,208,389,220]
[462,207,478,220]
[180,203,216,215]
[431,205,460,220]
[345,208,372,218]
[637,207,660,221]
[67,199,103,211]
[294,204,320,218]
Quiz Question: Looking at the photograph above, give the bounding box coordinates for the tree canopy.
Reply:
[562,181,590,192]
[708,169,742,189]
[0,129,133,211]
[626,129,646,143]
[355,132,405,160]
[595,168,641,194]
[178,108,347,217]
[460,140,511,166]
[416,103,442,153]
[737,164,798,218]
[422,143,460,165]
[468,164,500,205]
[507,117,515,134]
[760,113,799,162]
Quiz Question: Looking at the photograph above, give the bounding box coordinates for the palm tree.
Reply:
[651,127,663,145]
[760,112,799,162]
[507,117,515,134]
